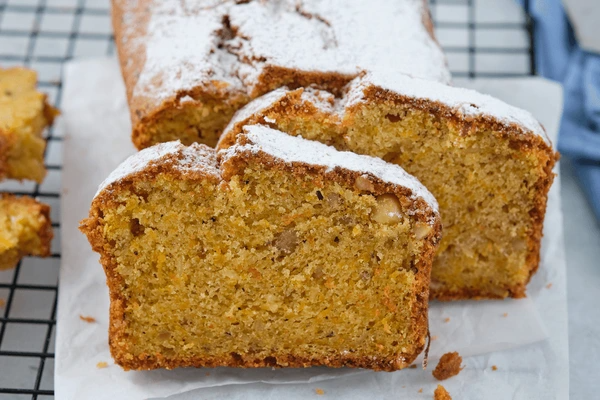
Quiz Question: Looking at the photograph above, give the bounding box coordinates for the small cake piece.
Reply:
[0,194,53,270]
[434,384,452,400]
[112,0,449,149]
[432,352,463,381]
[80,125,441,371]
[218,71,559,300]
[0,67,59,183]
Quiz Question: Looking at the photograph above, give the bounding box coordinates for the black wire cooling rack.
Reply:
[0,0,534,398]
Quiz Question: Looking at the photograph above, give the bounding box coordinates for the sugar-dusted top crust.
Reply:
[95,125,438,222]
[347,71,550,143]
[221,72,552,145]
[219,124,439,216]
[113,0,449,122]
[96,141,219,196]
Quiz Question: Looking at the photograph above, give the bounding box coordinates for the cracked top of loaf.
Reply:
[112,0,450,124]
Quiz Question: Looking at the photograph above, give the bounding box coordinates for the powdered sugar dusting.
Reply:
[220,125,439,217]
[222,88,289,134]
[227,0,450,90]
[131,1,241,103]
[95,141,219,197]
[348,71,550,143]
[124,0,450,109]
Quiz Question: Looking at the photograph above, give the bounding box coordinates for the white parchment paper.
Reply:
[56,58,568,399]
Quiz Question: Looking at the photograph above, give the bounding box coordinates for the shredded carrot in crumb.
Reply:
[315,388,325,395]
[80,315,96,323]
[443,317,450,323]
[502,313,508,317]
[491,365,498,371]
[431,335,438,341]
[0,299,5,308]
[418,388,423,393]
[96,362,108,369]
[546,283,553,289]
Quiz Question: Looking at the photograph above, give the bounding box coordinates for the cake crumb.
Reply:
[79,315,96,323]
[0,299,5,308]
[315,388,325,395]
[434,384,452,400]
[502,313,508,317]
[408,364,417,369]
[432,352,463,381]
[431,335,438,341]
[443,317,450,323]
[546,283,553,289]
[96,362,108,369]
[418,388,423,393]
[491,365,498,371]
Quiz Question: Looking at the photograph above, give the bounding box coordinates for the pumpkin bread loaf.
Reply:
[112,0,449,150]
[218,72,559,300]
[80,125,441,371]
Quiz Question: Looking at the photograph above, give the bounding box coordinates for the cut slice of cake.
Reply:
[112,0,449,149]
[0,67,59,183]
[80,125,441,371]
[0,194,53,270]
[218,72,559,300]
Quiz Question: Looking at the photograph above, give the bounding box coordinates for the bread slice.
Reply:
[80,125,441,371]
[0,67,58,183]
[0,194,53,270]
[218,72,559,300]
[112,0,449,150]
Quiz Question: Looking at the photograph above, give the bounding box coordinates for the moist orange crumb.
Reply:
[315,388,325,395]
[431,335,438,341]
[408,364,417,369]
[79,315,96,323]
[0,299,5,308]
[502,313,508,317]
[0,67,59,183]
[432,352,463,381]
[491,365,498,371]
[434,384,452,400]
[96,362,108,369]
[0,194,53,270]
[418,388,423,393]
[443,317,450,323]
[546,283,553,289]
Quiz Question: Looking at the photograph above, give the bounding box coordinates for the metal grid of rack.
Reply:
[0,0,533,398]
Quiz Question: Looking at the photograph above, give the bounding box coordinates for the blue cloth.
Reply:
[521,0,600,222]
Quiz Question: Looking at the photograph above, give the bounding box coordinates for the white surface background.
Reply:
[0,0,598,399]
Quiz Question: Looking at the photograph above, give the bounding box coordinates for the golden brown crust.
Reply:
[0,128,12,180]
[81,140,441,371]
[432,351,463,381]
[0,194,53,270]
